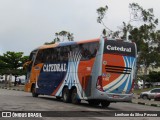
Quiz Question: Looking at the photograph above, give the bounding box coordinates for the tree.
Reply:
[97,5,114,37]
[97,5,108,25]
[126,3,160,88]
[45,31,74,45]
[0,51,29,86]
[147,71,160,83]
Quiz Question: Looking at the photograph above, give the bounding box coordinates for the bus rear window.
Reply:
[103,40,136,57]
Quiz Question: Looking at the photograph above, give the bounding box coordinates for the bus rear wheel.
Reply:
[71,88,81,104]
[31,84,38,97]
[56,96,61,100]
[62,87,71,103]
[101,101,110,108]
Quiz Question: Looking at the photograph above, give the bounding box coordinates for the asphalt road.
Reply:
[0,89,160,120]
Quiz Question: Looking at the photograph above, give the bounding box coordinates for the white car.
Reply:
[140,88,160,100]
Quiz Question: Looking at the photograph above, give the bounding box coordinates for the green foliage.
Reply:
[121,22,133,40]
[0,51,29,76]
[146,71,160,82]
[96,5,113,36]
[97,5,108,24]
[126,3,160,68]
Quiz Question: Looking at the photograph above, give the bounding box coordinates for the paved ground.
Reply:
[0,84,160,120]
[0,83,159,107]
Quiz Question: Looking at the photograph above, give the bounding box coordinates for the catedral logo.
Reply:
[106,45,131,52]
[43,63,67,72]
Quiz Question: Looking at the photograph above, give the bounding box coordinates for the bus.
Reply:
[24,37,137,107]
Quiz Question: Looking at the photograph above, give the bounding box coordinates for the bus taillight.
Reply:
[96,76,104,92]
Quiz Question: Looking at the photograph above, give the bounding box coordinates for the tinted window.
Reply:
[157,89,160,92]
[50,48,59,62]
[79,42,99,60]
[34,41,99,64]
[34,50,44,65]
[34,48,59,65]
[79,43,90,60]
[88,42,99,57]
[70,45,80,61]
[60,46,70,61]
[151,89,160,93]
[104,40,136,57]
[29,50,37,61]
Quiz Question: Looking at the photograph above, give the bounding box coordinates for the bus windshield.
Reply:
[103,40,136,57]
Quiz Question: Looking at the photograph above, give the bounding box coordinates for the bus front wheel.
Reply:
[101,101,110,108]
[31,84,38,97]
[62,87,71,103]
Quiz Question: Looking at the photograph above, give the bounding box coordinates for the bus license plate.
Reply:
[113,95,119,98]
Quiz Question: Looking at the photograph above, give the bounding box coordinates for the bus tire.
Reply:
[101,101,110,108]
[56,96,61,100]
[31,84,38,97]
[142,95,149,100]
[88,100,100,106]
[62,87,71,103]
[71,88,81,104]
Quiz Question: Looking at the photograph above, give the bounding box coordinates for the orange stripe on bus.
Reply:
[77,38,99,44]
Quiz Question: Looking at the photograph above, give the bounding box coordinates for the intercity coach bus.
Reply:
[24,37,137,107]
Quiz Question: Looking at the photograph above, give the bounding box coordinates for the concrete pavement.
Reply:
[0,83,159,107]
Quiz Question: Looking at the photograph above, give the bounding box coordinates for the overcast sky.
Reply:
[0,0,160,55]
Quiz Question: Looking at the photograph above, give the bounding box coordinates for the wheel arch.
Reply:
[31,83,36,92]
[70,86,77,92]
[142,94,149,99]
[62,85,69,92]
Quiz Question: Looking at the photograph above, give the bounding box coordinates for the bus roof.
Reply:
[37,38,100,50]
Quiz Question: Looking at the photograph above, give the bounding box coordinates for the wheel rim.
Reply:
[72,92,77,103]
[143,96,147,99]
[64,90,68,101]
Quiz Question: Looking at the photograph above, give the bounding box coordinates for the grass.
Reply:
[133,86,160,95]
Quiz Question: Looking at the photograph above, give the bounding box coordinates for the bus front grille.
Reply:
[105,65,132,74]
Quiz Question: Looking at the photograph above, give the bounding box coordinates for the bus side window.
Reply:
[79,43,91,60]
[71,45,79,61]
[49,48,59,63]
[60,46,70,62]
[46,49,53,63]
[88,42,99,58]
[50,48,56,62]
[34,50,43,65]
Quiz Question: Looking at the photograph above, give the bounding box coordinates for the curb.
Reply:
[132,100,159,107]
[138,102,145,105]
[151,104,158,107]
[0,86,24,91]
